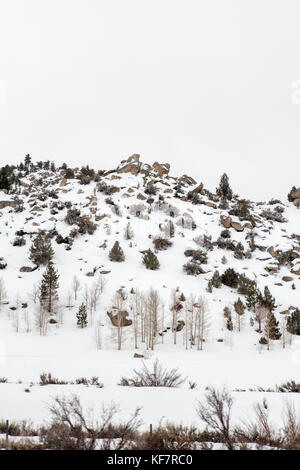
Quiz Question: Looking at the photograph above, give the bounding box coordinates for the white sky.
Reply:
[0,0,300,200]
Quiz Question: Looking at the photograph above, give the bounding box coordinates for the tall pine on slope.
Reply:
[77,303,88,328]
[287,308,300,335]
[264,310,281,342]
[40,262,59,314]
[29,231,54,265]
[260,286,276,312]
[216,173,233,200]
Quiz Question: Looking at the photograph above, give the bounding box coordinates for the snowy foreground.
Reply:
[1,333,300,430]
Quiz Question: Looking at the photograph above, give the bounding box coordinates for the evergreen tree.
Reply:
[264,310,281,342]
[0,167,10,191]
[29,231,54,265]
[234,242,244,260]
[24,154,31,168]
[216,173,233,200]
[246,284,260,311]
[77,303,88,328]
[211,270,222,289]
[142,249,160,270]
[40,262,59,314]
[288,186,297,202]
[109,241,125,262]
[221,268,239,288]
[260,286,276,312]
[50,161,56,172]
[287,309,300,335]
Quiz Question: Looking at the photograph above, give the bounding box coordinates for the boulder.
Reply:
[0,200,16,210]
[220,215,232,229]
[293,198,300,208]
[152,162,170,177]
[19,266,34,272]
[191,183,204,194]
[231,222,244,232]
[291,188,300,199]
[178,174,197,186]
[282,276,293,282]
[107,310,132,327]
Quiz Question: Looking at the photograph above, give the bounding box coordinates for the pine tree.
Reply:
[211,270,221,288]
[0,167,10,191]
[288,186,297,202]
[246,283,260,311]
[142,249,160,270]
[216,173,233,200]
[24,154,31,168]
[40,262,59,314]
[234,242,244,260]
[123,223,134,240]
[29,231,54,265]
[109,241,125,262]
[264,311,281,346]
[261,286,276,312]
[77,303,88,328]
[287,308,300,335]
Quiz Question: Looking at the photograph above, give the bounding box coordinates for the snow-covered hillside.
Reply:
[0,154,300,430]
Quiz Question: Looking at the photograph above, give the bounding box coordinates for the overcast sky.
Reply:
[0,0,300,200]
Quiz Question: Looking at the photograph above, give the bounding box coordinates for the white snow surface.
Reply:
[0,166,300,430]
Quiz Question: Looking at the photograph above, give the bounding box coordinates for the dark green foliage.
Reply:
[77,303,88,328]
[286,308,300,335]
[220,229,231,239]
[260,286,276,313]
[216,173,233,200]
[264,311,281,340]
[65,168,75,179]
[287,186,297,202]
[184,249,207,264]
[109,241,125,262]
[210,270,222,288]
[13,236,26,247]
[183,262,204,276]
[0,167,10,191]
[153,237,172,251]
[40,262,59,313]
[65,208,81,225]
[29,231,54,265]
[245,283,260,311]
[221,268,239,288]
[234,242,244,260]
[144,185,158,196]
[238,274,256,297]
[77,216,97,235]
[142,249,159,270]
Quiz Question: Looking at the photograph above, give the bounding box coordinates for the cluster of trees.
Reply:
[105,288,210,351]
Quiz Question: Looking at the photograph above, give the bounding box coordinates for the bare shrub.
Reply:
[196,386,234,450]
[40,395,141,450]
[119,360,186,388]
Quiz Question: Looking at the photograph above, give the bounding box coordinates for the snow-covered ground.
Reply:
[0,160,300,430]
